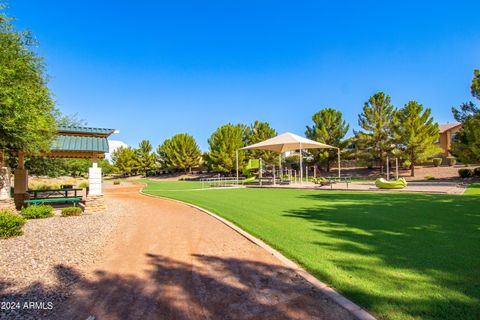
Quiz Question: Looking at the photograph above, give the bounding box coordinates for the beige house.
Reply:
[437,123,462,156]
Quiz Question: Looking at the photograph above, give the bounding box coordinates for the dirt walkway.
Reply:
[53,183,355,320]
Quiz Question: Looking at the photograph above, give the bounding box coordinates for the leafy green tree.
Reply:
[0,6,57,166]
[244,120,277,164]
[394,101,441,176]
[451,69,480,163]
[305,108,349,171]
[157,133,201,173]
[136,140,156,176]
[111,146,139,176]
[205,124,246,174]
[355,92,396,171]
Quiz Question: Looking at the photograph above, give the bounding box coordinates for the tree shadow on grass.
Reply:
[283,192,480,319]
[1,254,355,320]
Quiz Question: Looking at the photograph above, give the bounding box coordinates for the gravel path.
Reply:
[52,184,356,320]
[0,195,128,319]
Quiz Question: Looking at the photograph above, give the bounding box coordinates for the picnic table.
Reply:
[27,188,83,199]
[25,188,84,207]
[326,176,352,189]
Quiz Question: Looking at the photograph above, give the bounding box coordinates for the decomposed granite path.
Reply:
[53,183,358,320]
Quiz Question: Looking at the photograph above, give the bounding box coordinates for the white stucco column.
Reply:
[88,158,103,196]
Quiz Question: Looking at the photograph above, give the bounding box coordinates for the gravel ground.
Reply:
[0,197,128,320]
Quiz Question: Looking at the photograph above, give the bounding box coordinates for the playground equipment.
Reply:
[375,178,408,189]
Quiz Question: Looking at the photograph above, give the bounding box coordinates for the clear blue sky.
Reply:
[8,1,480,150]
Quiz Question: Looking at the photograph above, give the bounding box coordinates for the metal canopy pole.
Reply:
[337,148,341,178]
[395,158,399,180]
[299,144,303,184]
[386,156,390,180]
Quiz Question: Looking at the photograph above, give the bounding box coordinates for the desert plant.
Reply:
[446,156,457,166]
[0,209,26,238]
[61,207,82,217]
[432,158,442,167]
[78,181,89,188]
[458,168,474,178]
[21,205,54,219]
[474,167,480,176]
[28,180,61,190]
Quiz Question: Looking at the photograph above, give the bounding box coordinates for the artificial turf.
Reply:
[140,180,480,320]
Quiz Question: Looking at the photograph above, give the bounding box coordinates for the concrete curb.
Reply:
[137,184,377,320]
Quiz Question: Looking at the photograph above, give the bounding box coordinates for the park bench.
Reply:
[24,197,82,207]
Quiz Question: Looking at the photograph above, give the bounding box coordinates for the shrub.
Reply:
[21,205,54,219]
[458,168,473,178]
[0,209,26,238]
[28,180,61,190]
[113,181,121,185]
[446,156,456,166]
[61,207,83,217]
[424,175,435,180]
[474,167,480,177]
[432,158,442,167]
[78,181,89,188]
[403,160,411,169]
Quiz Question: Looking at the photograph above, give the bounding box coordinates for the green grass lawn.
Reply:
[140,180,480,320]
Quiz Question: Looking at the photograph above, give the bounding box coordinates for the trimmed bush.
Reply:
[78,181,89,188]
[458,168,473,178]
[0,209,26,238]
[474,167,480,177]
[424,175,435,180]
[21,205,54,219]
[432,158,442,167]
[446,156,456,166]
[113,181,121,185]
[61,207,83,217]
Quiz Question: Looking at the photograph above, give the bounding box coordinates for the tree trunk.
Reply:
[410,152,415,177]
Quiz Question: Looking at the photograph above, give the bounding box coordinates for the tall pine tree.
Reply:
[204,124,246,174]
[305,108,349,172]
[157,133,201,173]
[451,69,480,163]
[355,92,396,172]
[395,101,441,176]
[244,120,277,164]
[136,140,156,176]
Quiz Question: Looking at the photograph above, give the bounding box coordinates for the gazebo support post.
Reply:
[85,156,106,213]
[0,151,15,211]
[13,152,28,210]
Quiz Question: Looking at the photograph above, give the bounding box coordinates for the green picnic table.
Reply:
[24,197,82,207]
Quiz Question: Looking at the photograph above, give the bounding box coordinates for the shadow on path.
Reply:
[1,253,354,320]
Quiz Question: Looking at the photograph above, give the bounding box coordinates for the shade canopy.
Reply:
[241,132,337,153]
[46,126,115,159]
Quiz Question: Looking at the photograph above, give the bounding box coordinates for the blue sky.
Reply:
[8,1,480,150]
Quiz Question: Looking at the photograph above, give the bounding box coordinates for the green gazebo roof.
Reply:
[57,126,115,136]
[51,135,109,153]
[43,126,116,158]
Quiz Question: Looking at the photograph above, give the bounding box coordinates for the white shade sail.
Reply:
[241,132,337,152]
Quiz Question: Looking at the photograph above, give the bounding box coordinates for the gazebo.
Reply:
[237,132,340,183]
[11,126,115,211]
